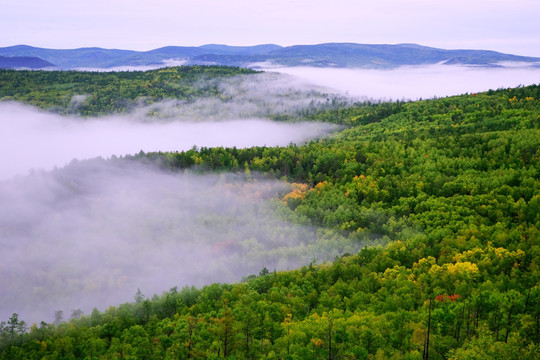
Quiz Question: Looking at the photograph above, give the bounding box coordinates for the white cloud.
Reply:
[272,64,540,101]
[0,161,355,324]
[0,103,338,180]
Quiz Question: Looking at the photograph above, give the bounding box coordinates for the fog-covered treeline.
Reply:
[0,66,351,118]
[1,80,538,359]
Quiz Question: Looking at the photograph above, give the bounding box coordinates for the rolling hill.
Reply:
[0,55,56,69]
[1,43,538,69]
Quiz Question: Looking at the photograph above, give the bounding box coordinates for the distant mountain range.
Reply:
[1,43,539,70]
[0,55,55,69]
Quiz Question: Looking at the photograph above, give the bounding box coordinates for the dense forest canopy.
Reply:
[0,66,258,116]
[0,67,538,359]
[0,66,352,120]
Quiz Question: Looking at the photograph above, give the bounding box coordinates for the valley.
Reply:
[0,65,538,359]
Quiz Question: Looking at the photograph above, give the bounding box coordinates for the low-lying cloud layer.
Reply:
[271,63,540,100]
[0,102,338,180]
[0,160,357,325]
[0,73,347,324]
[3,64,537,326]
[132,72,350,121]
[74,59,189,72]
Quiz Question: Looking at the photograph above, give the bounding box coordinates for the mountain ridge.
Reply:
[0,43,539,69]
[0,55,56,69]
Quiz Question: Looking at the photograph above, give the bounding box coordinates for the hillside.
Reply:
[0,55,55,69]
[1,43,539,69]
[0,66,259,116]
[0,78,538,359]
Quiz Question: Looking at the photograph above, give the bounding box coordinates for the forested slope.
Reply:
[0,80,539,359]
[0,66,347,120]
[0,66,257,116]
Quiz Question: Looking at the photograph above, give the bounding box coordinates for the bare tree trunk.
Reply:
[287,327,291,355]
[495,310,501,342]
[536,301,540,342]
[455,304,465,342]
[475,305,481,330]
[224,327,229,357]
[465,306,471,338]
[327,317,333,360]
[423,299,432,360]
[524,288,531,314]
[505,302,513,343]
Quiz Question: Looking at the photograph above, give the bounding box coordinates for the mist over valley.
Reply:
[0,160,358,324]
[270,63,540,100]
[0,54,539,347]
[0,102,338,180]
[1,0,539,356]
[0,70,349,324]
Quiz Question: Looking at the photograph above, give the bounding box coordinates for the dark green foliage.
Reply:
[0,66,257,115]
[1,76,539,359]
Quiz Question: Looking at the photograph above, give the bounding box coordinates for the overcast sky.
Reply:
[1,0,539,56]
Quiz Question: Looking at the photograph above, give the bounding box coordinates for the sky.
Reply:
[1,0,540,56]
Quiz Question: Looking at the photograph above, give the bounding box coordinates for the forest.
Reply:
[0,66,257,116]
[0,67,538,359]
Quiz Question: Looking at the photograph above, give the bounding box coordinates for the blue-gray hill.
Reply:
[0,43,538,69]
[0,55,56,69]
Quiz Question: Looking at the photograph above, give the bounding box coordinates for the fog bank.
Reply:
[74,59,188,72]
[0,160,357,324]
[0,102,338,180]
[132,72,350,120]
[270,63,540,100]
